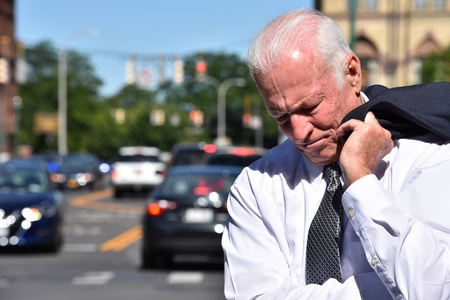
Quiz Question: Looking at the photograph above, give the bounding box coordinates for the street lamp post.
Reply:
[217,78,246,145]
[12,95,22,155]
[196,75,246,145]
[58,29,99,155]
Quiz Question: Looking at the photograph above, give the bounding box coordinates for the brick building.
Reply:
[0,0,21,155]
[316,0,450,88]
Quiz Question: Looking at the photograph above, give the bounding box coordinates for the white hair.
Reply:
[248,9,354,91]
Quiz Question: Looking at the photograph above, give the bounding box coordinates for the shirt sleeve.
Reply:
[342,161,450,299]
[222,169,363,300]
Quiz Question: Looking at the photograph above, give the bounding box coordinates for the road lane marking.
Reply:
[72,271,115,285]
[81,201,144,215]
[99,225,143,252]
[167,271,205,284]
[69,188,144,215]
[70,189,114,206]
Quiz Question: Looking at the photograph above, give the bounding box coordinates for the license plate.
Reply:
[184,208,213,223]
[67,180,79,189]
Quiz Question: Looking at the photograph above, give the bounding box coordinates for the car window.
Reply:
[117,155,160,163]
[159,172,238,200]
[207,154,263,167]
[171,150,209,166]
[0,169,48,193]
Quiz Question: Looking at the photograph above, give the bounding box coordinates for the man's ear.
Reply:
[345,54,362,93]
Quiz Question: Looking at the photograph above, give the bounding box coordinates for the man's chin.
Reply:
[296,146,339,165]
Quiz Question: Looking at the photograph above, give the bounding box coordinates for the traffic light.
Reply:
[189,109,204,127]
[173,59,184,84]
[0,58,9,84]
[195,59,207,82]
[150,109,165,126]
[114,108,126,124]
[125,58,136,85]
[196,60,207,73]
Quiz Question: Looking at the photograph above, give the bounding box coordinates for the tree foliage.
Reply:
[421,45,450,83]
[19,41,279,160]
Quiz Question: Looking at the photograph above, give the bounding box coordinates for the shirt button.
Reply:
[371,257,377,266]
[348,209,355,218]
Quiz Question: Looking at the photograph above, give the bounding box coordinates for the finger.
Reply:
[336,118,363,137]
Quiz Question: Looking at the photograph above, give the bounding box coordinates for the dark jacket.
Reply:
[341,82,450,141]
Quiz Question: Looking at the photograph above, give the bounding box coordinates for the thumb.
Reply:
[364,111,378,124]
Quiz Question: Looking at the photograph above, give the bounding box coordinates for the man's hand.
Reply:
[337,111,394,185]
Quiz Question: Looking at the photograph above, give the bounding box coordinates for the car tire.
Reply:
[114,188,123,198]
[141,252,171,269]
[141,241,171,269]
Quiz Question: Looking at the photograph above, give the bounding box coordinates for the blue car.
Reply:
[0,159,64,252]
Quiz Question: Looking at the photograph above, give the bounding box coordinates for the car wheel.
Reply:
[41,231,63,253]
[141,242,171,269]
[142,252,171,269]
[114,188,123,198]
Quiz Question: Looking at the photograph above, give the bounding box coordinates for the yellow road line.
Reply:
[70,189,114,206]
[82,202,144,215]
[99,225,143,252]
[69,189,145,252]
[69,188,144,215]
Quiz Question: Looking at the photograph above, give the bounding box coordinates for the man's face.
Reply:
[254,54,362,165]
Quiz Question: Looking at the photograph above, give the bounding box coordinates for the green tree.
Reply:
[162,52,279,148]
[20,40,104,155]
[421,45,450,83]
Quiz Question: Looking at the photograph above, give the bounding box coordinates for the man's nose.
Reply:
[290,114,313,142]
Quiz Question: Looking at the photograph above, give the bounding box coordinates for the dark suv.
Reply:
[169,142,267,168]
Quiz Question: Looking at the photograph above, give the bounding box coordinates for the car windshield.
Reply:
[171,149,210,166]
[117,155,160,163]
[60,158,95,173]
[207,154,263,167]
[159,171,238,200]
[0,168,49,193]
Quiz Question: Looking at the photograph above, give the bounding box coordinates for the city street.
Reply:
[0,188,225,300]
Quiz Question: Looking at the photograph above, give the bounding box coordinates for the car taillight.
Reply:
[111,169,118,180]
[233,147,255,156]
[203,144,217,153]
[147,200,177,216]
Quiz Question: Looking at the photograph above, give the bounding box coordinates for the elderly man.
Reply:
[222,8,450,300]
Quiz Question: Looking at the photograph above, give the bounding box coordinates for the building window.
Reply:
[365,0,378,11]
[434,0,446,9]
[415,0,427,10]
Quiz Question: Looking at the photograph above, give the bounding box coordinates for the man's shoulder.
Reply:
[395,137,450,168]
[244,139,318,180]
[248,139,300,168]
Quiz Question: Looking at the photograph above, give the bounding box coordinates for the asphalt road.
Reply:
[0,188,226,300]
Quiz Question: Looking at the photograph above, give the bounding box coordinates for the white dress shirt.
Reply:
[222,135,450,299]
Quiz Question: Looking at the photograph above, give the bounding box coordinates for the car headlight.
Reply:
[51,173,66,183]
[21,207,42,222]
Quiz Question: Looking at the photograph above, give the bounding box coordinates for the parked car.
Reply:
[141,165,242,268]
[111,146,166,198]
[0,159,64,252]
[169,142,267,168]
[50,154,105,190]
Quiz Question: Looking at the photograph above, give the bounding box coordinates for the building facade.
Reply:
[317,0,450,88]
[0,0,20,155]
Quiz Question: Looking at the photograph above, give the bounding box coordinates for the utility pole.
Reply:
[349,0,357,51]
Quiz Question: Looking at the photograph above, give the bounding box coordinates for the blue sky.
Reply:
[15,0,313,97]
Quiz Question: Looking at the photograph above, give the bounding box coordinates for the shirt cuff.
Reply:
[342,174,393,233]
